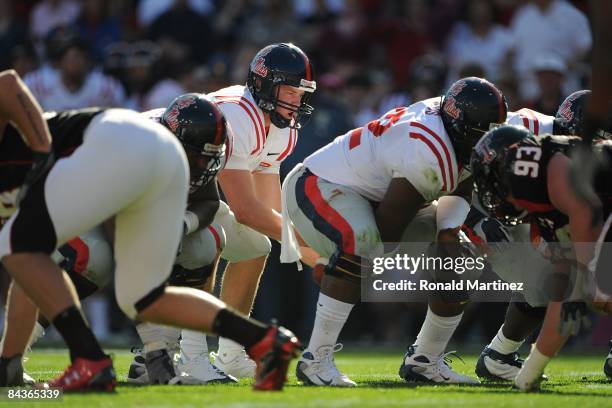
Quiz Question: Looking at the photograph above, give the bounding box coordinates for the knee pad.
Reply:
[117,282,166,320]
[176,222,225,269]
[168,264,214,288]
[215,201,271,262]
[55,226,114,290]
[324,250,369,283]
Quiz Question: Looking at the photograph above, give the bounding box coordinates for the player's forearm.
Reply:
[0,70,51,152]
[569,212,601,270]
[234,200,283,241]
[535,301,568,357]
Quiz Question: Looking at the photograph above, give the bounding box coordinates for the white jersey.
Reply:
[507,108,554,135]
[209,85,297,174]
[25,67,125,111]
[304,98,469,202]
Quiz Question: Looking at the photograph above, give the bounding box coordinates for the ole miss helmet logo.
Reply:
[164,95,197,132]
[253,57,269,77]
[443,81,467,120]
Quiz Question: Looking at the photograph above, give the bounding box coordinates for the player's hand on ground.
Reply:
[558,301,591,336]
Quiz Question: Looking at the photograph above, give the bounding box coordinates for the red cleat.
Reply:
[45,357,116,392]
[247,324,302,391]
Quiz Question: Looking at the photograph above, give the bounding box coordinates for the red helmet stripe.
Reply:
[296,47,312,81]
[486,82,506,124]
[211,104,224,145]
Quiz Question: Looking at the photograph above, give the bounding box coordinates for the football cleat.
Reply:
[211,350,257,379]
[399,345,480,384]
[127,347,149,385]
[144,349,182,385]
[604,340,612,379]
[295,344,356,387]
[0,354,29,386]
[475,347,523,381]
[246,324,302,391]
[177,351,237,385]
[45,356,116,392]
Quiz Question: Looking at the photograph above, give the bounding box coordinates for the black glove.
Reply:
[558,301,591,336]
[16,149,55,205]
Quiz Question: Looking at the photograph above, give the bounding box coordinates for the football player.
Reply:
[281,77,508,386]
[0,70,300,391]
[470,124,612,391]
[468,91,612,382]
[206,43,319,379]
[2,93,235,386]
[129,94,235,385]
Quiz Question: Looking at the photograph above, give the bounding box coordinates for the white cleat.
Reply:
[399,345,480,384]
[177,352,237,385]
[295,344,357,387]
[210,349,256,379]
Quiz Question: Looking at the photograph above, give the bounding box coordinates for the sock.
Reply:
[413,307,463,357]
[136,322,180,354]
[52,305,106,361]
[213,308,268,351]
[180,329,208,357]
[488,325,524,355]
[306,293,354,352]
[26,322,46,351]
[217,338,244,359]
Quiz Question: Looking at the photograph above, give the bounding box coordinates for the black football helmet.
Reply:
[161,93,227,193]
[441,77,508,167]
[555,90,612,139]
[470,125,532,224]
[246,43,316,129]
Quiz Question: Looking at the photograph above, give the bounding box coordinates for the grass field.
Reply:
[7,349,611,407]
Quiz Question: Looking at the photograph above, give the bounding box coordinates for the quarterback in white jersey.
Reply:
[201,43,318,379]
[282,77,508,386]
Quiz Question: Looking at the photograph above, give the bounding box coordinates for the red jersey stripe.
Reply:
[525,109,539,135]
[410,122,454,190]
[215,96,266,155]
[277,128,295,161]
[348,128,363,150]
[409,132,448,192]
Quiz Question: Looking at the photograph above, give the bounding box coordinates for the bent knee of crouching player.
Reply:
[171,222,226,288]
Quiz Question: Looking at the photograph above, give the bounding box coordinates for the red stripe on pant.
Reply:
[304,175,355,254]
[208,224,222,251]
[66,237,90,274]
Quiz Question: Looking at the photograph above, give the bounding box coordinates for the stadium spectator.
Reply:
[29,0,80,44]
[0,0,29,71]
[528,54,567,115]
[24,33,125,110]
[137,0,215,28]
[147,0,215,64]
[76,0,122,63]
[445,0,513,85]
[510,0,591,100]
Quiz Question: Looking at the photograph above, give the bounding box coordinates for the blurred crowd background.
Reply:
[0,0,610,350]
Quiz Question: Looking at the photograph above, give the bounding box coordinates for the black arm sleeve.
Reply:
[187,179,221,230]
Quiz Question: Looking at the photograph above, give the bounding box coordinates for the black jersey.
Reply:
[504,135,612,248]
[0,108,105,216]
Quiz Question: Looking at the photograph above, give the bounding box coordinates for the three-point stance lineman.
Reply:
[0,70,300,391]
[282,77,508,386]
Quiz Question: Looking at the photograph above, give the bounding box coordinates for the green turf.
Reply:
[6,349,611,407]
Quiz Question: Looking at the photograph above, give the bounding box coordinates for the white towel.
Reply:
[280,164,303,269]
